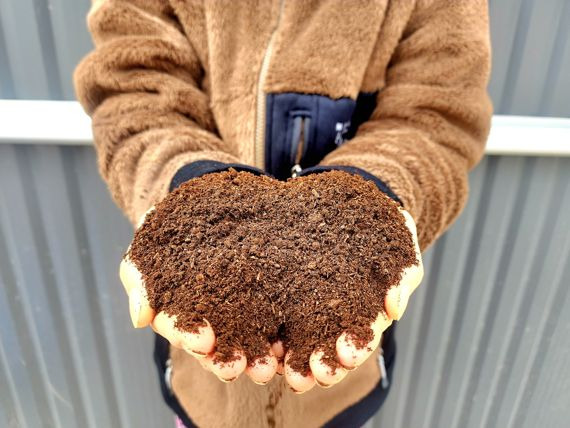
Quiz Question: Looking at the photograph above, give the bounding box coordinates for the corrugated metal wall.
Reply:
[0,145,172,428]
[1,146,569,428]
[1,1,570,427]
[1,0,570,116]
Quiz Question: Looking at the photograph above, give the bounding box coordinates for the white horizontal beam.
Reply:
[0,100,569,156]
[486,115,570,156]
[0,100,93,145]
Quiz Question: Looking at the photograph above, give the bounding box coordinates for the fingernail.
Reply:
[396,284,410,320]
[130,289,141,328]
[218,376,237,383]
[315,380,332,388]
[253,380,270,385]
[183,347,207,358]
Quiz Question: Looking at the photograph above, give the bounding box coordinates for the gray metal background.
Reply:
[1,0,570,116]
[1,0,570,427]
[1,147,569,428]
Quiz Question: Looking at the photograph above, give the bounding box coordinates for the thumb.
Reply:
[120,258,155,327]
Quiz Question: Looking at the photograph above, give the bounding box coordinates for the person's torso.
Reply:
[168,1,416,425]
[178,0,415,178]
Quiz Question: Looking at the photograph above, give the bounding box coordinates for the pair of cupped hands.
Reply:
[120,204,423,394]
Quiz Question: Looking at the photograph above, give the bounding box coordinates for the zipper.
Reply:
[290,115,308,178]
[254,0,285,169]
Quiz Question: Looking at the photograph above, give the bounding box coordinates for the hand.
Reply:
[286,208,423,392]
[119,206,423,391]
[119,207,279,385]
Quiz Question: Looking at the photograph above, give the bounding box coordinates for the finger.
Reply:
[128,285,155,328]
[271,340,285,359]
[119,258,155,327]
[198,354,214,371]
[210,351,247,382]
[178,321,216,357]
[385,261,424,320]
[385,283,410,321]
[336,312,391,369]
[272,341,285,376]
[309,351,348,387]
[401,261,424,293]
[399,208,418,236]
[151,311,184,348]
[119,257,143,295]
[400,209,424,292]
[284,352,315,393]
[136,206,155,229]
[384,210,424,321]
[246,350,279,385]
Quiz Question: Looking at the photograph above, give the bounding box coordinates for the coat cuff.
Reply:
[298,165,402,205]
[169,160,268,191]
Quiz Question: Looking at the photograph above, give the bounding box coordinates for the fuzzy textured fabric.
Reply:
[75,1,492,426]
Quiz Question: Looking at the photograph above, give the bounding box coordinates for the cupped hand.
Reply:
[283,208,424,393]
[119,207,279,385]
[119,206,423,391]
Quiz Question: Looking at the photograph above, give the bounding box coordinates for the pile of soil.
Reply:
[128,170,417,374]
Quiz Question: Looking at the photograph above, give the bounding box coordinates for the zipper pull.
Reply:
[291,164,302,178]
[290,115,309,178]
[379,351,389,389]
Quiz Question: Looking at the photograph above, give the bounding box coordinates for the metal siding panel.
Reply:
[68,146,172,428]
[0,145,172,427]
[487,0,526,112]
[1,0,570,116]
[1,147,570,426]
[544,3,570,117]
[0,0,51,99]
[505,160,570,428]
[506,0,567,115]
[44,0,93,100]
[537,1,570,116]
[454,157,536,428]
[0,16,16,99]
[373,157,570,428]
[469,157,559,428]
[28,145,111,428]
[0,145,61,428]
